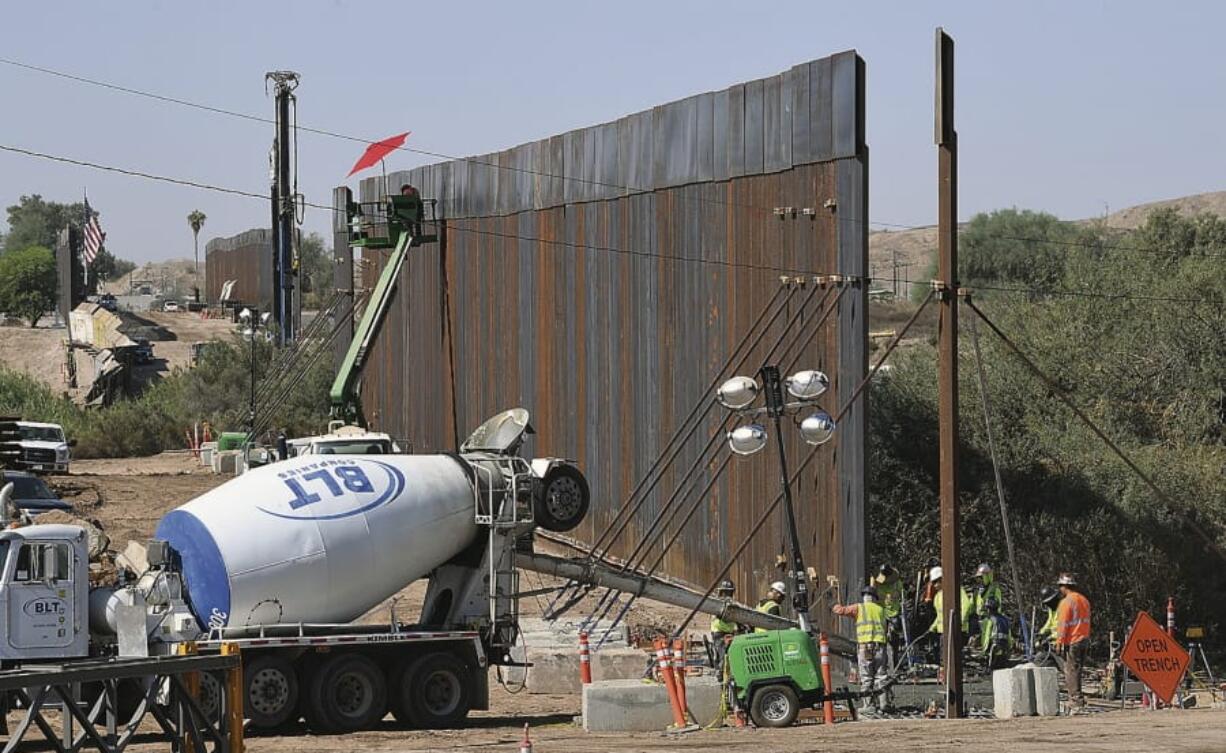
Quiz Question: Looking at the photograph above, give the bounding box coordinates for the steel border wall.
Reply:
[204,229,274,309]
[343,51,867,625]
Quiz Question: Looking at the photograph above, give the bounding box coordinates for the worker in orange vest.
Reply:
[1053,572,1091,712]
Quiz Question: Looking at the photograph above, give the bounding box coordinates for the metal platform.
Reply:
[0,653,241,753]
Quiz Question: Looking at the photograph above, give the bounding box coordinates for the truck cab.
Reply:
[283,422,403,458]
[0,525,89,661]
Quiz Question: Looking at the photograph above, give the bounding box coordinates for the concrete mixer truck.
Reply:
[0,408,597,733]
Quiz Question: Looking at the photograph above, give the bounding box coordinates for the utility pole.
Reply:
[267,71,299,345]
[935,27,963,719]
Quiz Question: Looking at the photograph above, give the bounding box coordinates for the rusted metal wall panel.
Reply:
[345,51,867,625]
[204,229,273,310]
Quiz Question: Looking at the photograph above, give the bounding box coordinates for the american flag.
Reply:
[83,199,104,265]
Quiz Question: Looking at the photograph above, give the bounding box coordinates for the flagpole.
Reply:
[82,189,89,289]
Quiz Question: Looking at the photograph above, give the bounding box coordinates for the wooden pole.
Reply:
[935,26,964,719]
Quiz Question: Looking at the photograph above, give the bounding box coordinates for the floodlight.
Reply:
[799,410,836,446]
[727,424,768,455]
[786,369,829,401]
[717,376,759,410]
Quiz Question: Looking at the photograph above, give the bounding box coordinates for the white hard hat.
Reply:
[975,563,993,577]
[1057,573,1077,586]
[770,581,787,594]
[929,566,943,582]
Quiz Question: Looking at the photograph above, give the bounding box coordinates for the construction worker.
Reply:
[754,581,785,632]
[832,585,892,713]
[397,183,425,236]
[1053,573,1091,712]
[979,597,1012,670]
[875,564,905,663]
[971,563,1005,622]
[1037,587,1061,646]
[928,566,972,635]
[710,579,740,674]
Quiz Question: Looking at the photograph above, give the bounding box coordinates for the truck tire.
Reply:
[305,653,387,733]
[198,671,223,720]
[394,652,471,728]
[533,465,590,532]
[749,684,799,728]
[244,655,300,730]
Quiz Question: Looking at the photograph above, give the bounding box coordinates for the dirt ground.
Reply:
[25,457,1226,752]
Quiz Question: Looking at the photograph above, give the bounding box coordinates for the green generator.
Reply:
[726,628,824,727]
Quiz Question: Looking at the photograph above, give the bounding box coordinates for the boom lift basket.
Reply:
[347,195,441,249]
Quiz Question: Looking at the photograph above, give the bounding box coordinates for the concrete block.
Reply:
[1031,665,1060,716]
[593,647,651,683]
[992,667,1036,718]
[582,677,722,732]
[526,649,582,694]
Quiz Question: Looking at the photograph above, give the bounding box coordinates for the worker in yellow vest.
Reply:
[832,585,892,713]
[928,566,972,635]
[874,563,904,662]
[709,579,740,676]
[753,581,785,633]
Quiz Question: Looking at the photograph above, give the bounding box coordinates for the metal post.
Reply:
[267,71,299,345]
[221,642,244,753]
[935,26,963,719]
[248,328,257,433]
[760,365,810,631]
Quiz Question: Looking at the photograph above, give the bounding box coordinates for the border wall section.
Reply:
[341,50,868,621]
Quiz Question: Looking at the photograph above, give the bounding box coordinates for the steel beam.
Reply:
[935,26,963,719]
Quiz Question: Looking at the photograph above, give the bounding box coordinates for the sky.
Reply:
[1,1,1223,264]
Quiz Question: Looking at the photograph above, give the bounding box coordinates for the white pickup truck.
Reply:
[15,421,73,474]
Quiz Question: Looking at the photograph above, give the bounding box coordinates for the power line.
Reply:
[0,140,1214,306]
[0,143,269,201]
[0,141,841,279]
[8,55,1226,262]
[0,56,798,219]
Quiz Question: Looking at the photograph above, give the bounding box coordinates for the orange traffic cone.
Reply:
[519,723,532,753]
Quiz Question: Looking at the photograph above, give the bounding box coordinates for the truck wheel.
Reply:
[305,653,387,733]
[749,684,799,728]
[244,655,300,730]
[533,465,590,532]
[394,652,471,728]
[197,671,222,720]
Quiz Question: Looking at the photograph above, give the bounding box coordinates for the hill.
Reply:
[867,190,1226,297]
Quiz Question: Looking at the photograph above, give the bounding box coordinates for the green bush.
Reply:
[869,208,1226,649]
[0,336,333,458]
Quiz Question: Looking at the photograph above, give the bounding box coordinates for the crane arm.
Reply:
[329,230,413,425]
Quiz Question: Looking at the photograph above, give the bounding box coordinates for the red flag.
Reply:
[346,131,411,177]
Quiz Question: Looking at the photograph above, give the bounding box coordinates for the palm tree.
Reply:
[187,210,206,299]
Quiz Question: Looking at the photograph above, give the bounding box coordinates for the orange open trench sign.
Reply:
[1120,610,1191,705]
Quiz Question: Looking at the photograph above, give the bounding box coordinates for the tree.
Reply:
[187,210,206,290]
[298,232,334,309]
[0,247,57,326]
[4,195,86,254]
[91,247,137,285]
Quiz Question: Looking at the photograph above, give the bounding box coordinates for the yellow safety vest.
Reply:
[877,579,903,619]
[972,579,1004,616]
[931,587,973,634]
[711,615,737,634]
[856,600,887,644]
[1039,608,1058,640]
[754,599,780,633]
